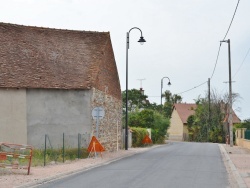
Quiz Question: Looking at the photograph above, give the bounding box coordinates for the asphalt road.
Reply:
[36,142,229,188]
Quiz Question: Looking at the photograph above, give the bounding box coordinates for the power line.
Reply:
[222,0,240,41]
[177,81,207,95]
[233,46,250,78]
[171,0,240,97]
[210,0,240,80]
[220,45,250,93]
[210,43,222,79]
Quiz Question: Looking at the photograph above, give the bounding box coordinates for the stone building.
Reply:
[0,22,122,151]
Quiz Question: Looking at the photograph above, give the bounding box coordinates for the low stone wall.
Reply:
[236,139,250,150]
[235,128,250,149]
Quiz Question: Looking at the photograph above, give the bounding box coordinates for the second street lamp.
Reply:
[125,27,146,150]
[161,77,171,106]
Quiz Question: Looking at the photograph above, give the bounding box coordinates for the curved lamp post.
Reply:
[125,27,146,150]
[161,77,171,106]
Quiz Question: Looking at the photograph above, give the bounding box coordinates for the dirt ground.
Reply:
[0,148,150,188]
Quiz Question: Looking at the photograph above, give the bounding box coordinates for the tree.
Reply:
[128,109,170,144]
[187,89,240,143]
[121,89,179,144]
[122,89,149,112]
[162,90,182,118]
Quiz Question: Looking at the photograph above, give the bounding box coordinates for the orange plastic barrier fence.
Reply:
[0,142,33,175]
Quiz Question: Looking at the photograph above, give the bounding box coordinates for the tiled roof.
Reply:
[173,103,241,124]
[173,103,197,124]
[0,22,121,99]
[223,112,241,124]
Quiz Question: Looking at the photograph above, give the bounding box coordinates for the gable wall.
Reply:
[168,108,184,141]
[93,36,121,100]
[26,89,92,149]
[0,88,27,144]
[91,88,122,151]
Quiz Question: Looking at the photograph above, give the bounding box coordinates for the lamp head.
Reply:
[138,36,146,45]
[168,81,171,86]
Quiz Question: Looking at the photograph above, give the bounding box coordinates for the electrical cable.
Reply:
[233,46,250,78]
[222,0,240,41]
[210,0,240,80]
[177,81,207,95]
[172,0,240,97]
[210,43,222,79]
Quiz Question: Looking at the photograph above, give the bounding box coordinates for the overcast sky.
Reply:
[1,0,249,120]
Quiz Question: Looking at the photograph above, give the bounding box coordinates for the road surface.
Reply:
[36,142,229,188]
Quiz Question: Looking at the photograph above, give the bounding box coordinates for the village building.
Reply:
[168,103,241,141]
[0,22,122,151]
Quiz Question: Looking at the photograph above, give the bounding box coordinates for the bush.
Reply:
[129,109,170,145]
[130,127,148,147]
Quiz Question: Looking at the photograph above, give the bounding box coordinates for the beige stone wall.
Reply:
[168,109,183,141]
[183,125,189,141]
[0,88,27,144]
[91,88,122,151]
[236,139,250,150]
[235,128,250,149]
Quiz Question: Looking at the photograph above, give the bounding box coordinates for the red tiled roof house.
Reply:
[168,103,241,141]
[0,23,122,151]
[168,103,196,141]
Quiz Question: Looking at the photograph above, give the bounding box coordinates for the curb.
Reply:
[15,145,162,188]
[219,144,247,188]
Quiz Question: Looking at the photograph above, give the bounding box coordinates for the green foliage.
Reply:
[209,128,224,143]
[129,109,170,144]
[122,89,173,145]
[187,115,201,142]
[122,89,149,112]
[187,97,226,143]
[129,109,154,128]
[32,148,88,166]
[235,119,250,129]
[130,127,148,147]
[162,90,182,117]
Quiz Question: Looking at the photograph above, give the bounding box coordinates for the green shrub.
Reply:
[151,129,165,144]
[130,127,148,147]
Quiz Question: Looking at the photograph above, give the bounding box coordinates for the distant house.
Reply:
[168,103,241,141]
[168,103,196,141]
[0,22,122,151]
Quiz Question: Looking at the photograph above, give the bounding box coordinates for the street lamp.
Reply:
[125,27,146,150]
[221,39,233,147]
[161,77,171,106]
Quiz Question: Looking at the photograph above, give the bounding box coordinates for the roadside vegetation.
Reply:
[187,90,244,143]
[122,88,247,144]
[32,148,89,167]
[122,89,181,146]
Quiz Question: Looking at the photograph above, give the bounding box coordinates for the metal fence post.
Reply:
[78,133,81,159]
[63,133,65,163]
[44,134,47,166]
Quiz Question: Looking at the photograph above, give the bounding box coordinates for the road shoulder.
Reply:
[219,144,248,188]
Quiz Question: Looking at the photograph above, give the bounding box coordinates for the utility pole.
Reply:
[208,78,210,142]
[221,39,233,147]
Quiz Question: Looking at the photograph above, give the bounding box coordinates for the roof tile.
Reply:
[0,22,121,99]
